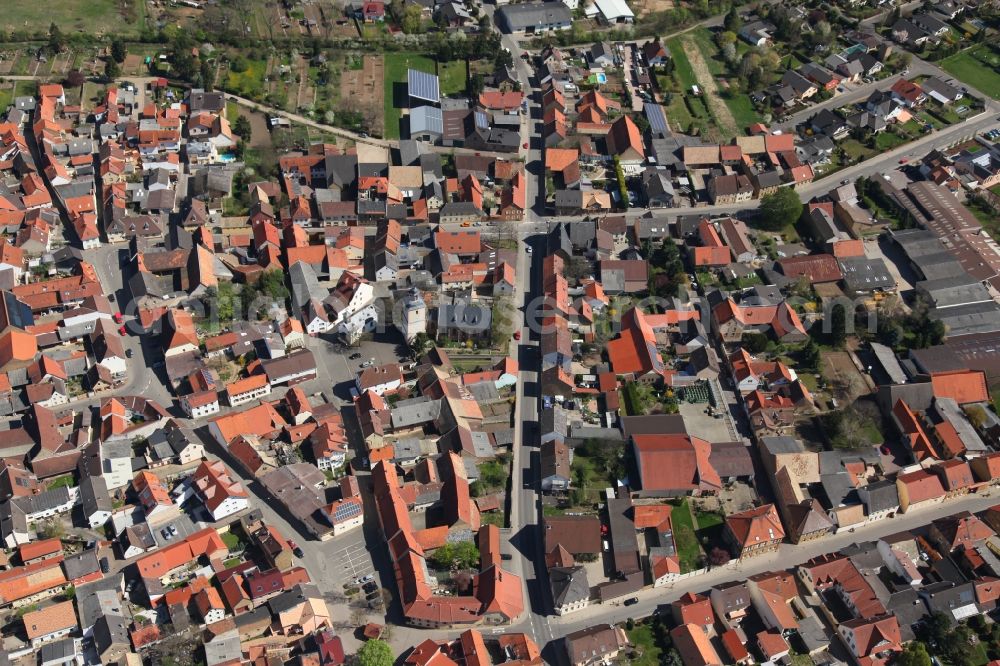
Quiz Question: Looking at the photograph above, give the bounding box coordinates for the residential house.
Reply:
[724,504,784,558]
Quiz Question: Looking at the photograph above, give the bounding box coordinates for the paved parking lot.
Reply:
[148,511,202,548]
[304,330,408,401]
[335,539,377,586]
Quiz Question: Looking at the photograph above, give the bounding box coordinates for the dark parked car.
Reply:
[99,557,110,574]
[288,540,305,558]
[350,352,363,359]
[624,597,639,606]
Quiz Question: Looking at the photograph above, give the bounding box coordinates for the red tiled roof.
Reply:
[632,434,721,492]
[891,79,924,102]
[930,370,989,404]
[135,527,228,581]
[898,469,946,505]
[22,599,77,640]
[726,504,785,547]
[607,308,665,377]
[672,592,714,626]
[18,538,62,563]
[434,230,481,255]
[478,91,524,111]
[778,254,843,283]
[764,133,795,153]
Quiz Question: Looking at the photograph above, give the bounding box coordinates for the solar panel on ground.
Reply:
[407,69,440,105]
[644,103,668,133]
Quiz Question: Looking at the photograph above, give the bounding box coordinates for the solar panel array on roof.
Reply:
[333,501,363,522]
[644,103,668,133]
[410,106,443,136]
[407,69,440,105]
[474,111,489,130]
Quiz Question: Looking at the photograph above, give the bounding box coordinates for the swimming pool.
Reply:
[215,153,237,163]
[595,72,607,84]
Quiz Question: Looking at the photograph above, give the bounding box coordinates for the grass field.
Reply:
[875,131,908,151]
[665,38,698,91]
[226,59,268,98]
[438,60,468,96]
[47,474,76,490]
[669,498,701,572]
[940,45,1000,100]
[842,138,876,162]
[0,0,143,37]
[722,91,761,133]
[668,27,760,137]
[0,81,18,113]
[688,27,726,77]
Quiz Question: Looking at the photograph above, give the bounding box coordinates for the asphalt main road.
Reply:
[773,54,996,134]
[479,114,1000,235]
[543,487,1000,641]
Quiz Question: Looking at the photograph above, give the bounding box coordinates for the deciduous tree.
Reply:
[757,187,803,231]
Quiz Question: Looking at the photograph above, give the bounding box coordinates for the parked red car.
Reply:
[513,331,521,340]
[113,312,123,324]
[118,325,127,336]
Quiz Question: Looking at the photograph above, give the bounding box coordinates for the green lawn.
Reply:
[669,498,701,572]
[47,474,76,490]
[481,512,505,527]
[623,383,647,416]
[664,94,694,134]
[875,131,908,151]
[694,509,727,549]
[940,45,1000,100]
[722,92,761,134]
[571,454,603,504]
[842,138,876,162]
[220,532,242,551]
[665,38,698,91]
[226,100,240,121]
[0,82,17,113]
[799,372,820,393]
[437,60,468,96]
[923,102,963,125]
[0,0,141,36]
[684,27,761,135]
[689,27,726,77]
[860,420,885,445]
[968,197,1000,235]
[626,624,663,666]
[225,59,267,98]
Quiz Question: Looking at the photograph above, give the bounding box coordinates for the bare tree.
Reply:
[148,634,200,666]
[357,100,381,136]
[350,608,368,626]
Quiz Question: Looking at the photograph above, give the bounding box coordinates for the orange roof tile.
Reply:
[930,370,989,404]
[22,599,77,640]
